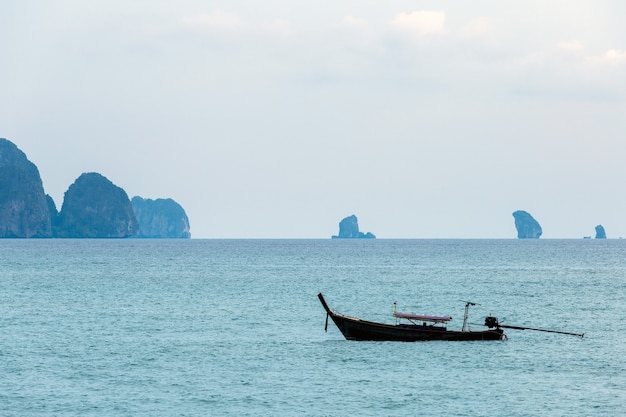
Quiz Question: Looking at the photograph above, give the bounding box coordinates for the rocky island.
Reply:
[0,138,190,238]
[595,225,606,239]
[131,197,191,238]
[331,214,376,239]
[512,210,542,239]
[55,172,138,238]
[0,138,52,237]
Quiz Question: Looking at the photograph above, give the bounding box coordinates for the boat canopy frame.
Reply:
[392,301,452,327]
[393,311,452,326]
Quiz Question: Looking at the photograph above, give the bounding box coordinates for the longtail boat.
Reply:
[318,293,583,342]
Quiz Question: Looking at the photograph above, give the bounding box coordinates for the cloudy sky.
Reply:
[2,1,625,238]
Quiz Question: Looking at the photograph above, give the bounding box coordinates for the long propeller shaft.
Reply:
[499,324,584,338]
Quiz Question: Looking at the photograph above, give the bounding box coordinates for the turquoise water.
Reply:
[1,239,625,416]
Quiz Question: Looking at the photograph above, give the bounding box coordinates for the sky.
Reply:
[2,1,626,238]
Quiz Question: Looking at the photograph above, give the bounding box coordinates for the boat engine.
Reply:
[484,316,499,328]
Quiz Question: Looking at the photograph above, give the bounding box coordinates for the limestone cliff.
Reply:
[512,210,542,239]
[56,172,138,238]
[332,214,376,239]
[46,194,60,234]
[0,138,51,237]
[131,196,191,238]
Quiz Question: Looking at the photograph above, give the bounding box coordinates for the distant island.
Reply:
[3,138,616,239]
[0,138,190,238]
[132,197,190,238]
[0,138,51,237]
[512,210,542,239]
[331,215,376,239]
[52,172,139,238]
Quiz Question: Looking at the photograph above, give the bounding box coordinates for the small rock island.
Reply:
[331,215,376,239]
[512,210,542,239]
[131,197,191,238]
[595,225,606,239]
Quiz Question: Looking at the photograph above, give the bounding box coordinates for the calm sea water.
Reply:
[1,239,625,416]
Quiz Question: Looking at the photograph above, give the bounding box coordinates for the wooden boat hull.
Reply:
[318,293,504,342]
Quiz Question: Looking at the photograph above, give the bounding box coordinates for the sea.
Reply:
[1,239,625,416]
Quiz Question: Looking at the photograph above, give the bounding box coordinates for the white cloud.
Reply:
[180,11,246,34]
[263,18,295,37]
[604,48,626,62]
[458,17,493,38]
[389,10,446,39]
[339,15,376,40]
[558,40,585,53]
[334,15,383,55]
[583,48,626,67]
[341,16,369,31]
